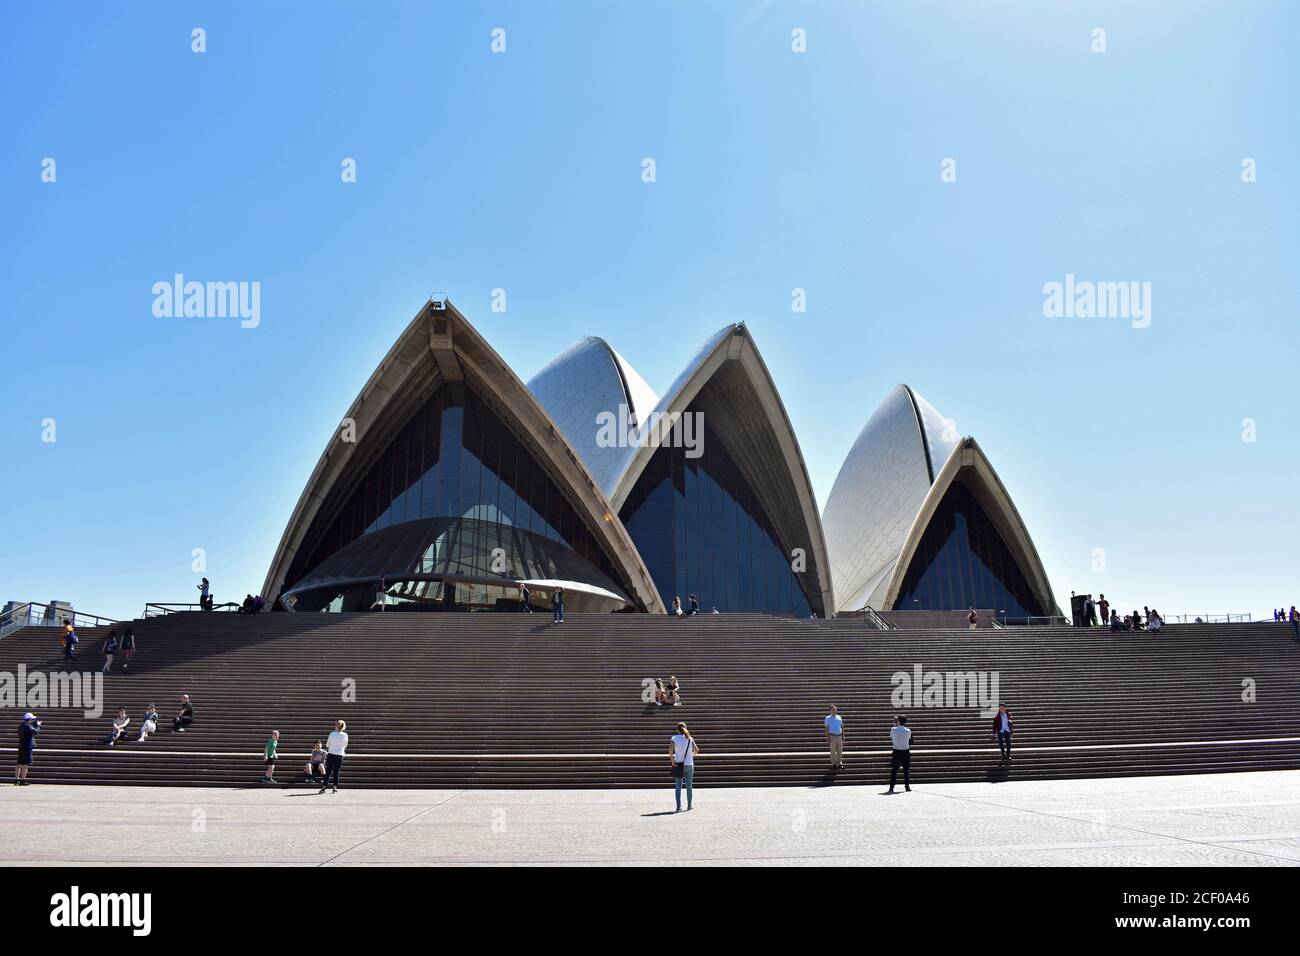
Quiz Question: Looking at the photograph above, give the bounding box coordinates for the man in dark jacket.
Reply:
[993,703,1014,761]
[551,587,564,624]
[16,713,39,785]
[173,695,194,732]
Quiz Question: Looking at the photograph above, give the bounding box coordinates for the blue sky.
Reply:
[1,1,1296,621]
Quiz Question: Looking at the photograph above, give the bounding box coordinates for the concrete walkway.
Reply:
[2,771,1298,866]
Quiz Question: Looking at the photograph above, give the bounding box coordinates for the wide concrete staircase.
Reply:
[2,612,1298,789]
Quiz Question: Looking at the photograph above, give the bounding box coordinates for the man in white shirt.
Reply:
[824,705,845,770]
[321,720,349,793]
[887,715,911,793]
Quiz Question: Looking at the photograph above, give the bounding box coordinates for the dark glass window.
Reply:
[617,413,816,615]
[894,479,1044,618]
[285,384,629,597]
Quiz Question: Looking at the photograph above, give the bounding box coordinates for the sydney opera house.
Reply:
[262,300,1060,620]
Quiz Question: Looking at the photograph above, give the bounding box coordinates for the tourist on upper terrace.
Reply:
[262,730,280,783]
[172,694,194,732]
[136,704,159,742]
[887,715,912,793]
[825,705,845,770]
[993,703,1014,761]
[1097,594,1110,624]
[671,596,683,616]
[121,628,136,671]
[1109,610,1124,632]
[370,578,387,612]
[669,722,698,812]
[240,594,256,614]
[1147,609,1164,632]
[321,720,348,793]
[688,594,699,616]
[198,577,211,611]
[101,630,119,673]
[15,713,39,785]
[1085,595,1097,626]
[1131,609,1145,630]
[967,608,978,630]
[519,583,531,612]
[105,707,130,746]
[551,587,564,624]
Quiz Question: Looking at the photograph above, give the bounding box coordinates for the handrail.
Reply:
[142,602,241,618]
[0,601,121,637]
[860,606,895,630]
[1164,613,1253,624]
[994,615,1070,627]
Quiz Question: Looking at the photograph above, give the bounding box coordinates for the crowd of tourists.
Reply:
[1080,594,1165,631]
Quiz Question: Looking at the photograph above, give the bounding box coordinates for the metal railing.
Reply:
[993,615,1070,627]
[860,606,895,630]
[142,602,241,618]
[1164,613,1253,624]
[0,601,121,639]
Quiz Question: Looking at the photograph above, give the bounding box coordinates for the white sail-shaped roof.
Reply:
[822,384,960,611]
[527,337,659,498]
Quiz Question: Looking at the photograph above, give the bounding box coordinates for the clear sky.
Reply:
[2,1,1296,622]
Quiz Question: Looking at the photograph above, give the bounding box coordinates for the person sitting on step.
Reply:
[306,740,326,783]
[172,694,194,732]
[136,703,159,742]
[105,707,130,746]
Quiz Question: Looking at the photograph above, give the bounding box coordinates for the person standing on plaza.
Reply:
[887,715,912,793]
[669,722,698,812]
[321,720,348,793]
[262,730,280,783]
[15,713,39,785]
[825,705,845,770]
[519,583,531,612]
[552,587,564,624]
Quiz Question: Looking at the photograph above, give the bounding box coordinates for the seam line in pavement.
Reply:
[314,789,467,868]
[912,786,1300,866]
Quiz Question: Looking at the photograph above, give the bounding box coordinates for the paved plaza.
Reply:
[2,770,1298,866]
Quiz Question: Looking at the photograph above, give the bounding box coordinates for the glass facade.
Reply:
[618,417,815,616]
[284,384,629,602]
[894,479,1045,617]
